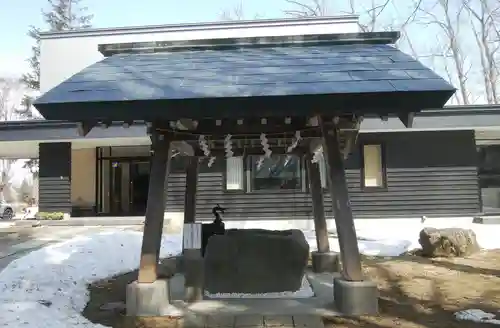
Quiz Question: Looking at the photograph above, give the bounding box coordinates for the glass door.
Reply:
[96,149,151,216]
[129,161,150,215]
[110,162,123,214]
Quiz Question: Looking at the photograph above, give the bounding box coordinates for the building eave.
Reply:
[38,16,360,40]
[1,105,499,144]
[417,104,500,116]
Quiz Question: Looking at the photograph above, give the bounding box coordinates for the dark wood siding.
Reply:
[166,158,310,219]
[164,130,480,220]
[39,142,72,213]
[339,130,480,217]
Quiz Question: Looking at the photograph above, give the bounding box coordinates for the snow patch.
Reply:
[455,309,500,325]
[204,275,314,299]
[305,220,500,257]
[3,219,500,326]
[0,230,182,328]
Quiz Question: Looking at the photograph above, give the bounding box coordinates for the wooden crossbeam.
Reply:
[156,115,360,140]
[185,117,311,135]
[193,146,308,157]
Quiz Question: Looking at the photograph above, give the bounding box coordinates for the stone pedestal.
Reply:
[311,251,340,273]
[334,277,379,316]
[126,279,171,316]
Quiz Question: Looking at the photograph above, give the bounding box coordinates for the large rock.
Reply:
[204,229,309,294]
[418,227,480,258]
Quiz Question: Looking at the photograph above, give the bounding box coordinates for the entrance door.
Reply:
[98,158,150,216]
[110,161,126,215]
[129,161,150,215]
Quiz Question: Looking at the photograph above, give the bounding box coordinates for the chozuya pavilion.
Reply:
[34,17,455,317]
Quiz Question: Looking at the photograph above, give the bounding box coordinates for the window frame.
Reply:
[360,142,387,191]
[223,156,246,193]
[247,154,303,193]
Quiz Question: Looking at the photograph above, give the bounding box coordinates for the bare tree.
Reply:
[219,0,261,20]
[220,1,245,20]
[0,78,26,205]
[284,0,330,17]
[463,0,499,103]
[285,0,410,32]
[283,0,497,104]
[0,78,24,121]
[415,0,473,104]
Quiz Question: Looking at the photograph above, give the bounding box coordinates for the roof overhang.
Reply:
[34,31,455,126]
[1,105,500,158]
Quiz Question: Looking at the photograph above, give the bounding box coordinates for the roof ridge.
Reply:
[98,32,400,57]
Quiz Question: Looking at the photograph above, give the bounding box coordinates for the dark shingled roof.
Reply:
[34,41,455,121]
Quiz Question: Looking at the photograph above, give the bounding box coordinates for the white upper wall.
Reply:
[39,16,360,93]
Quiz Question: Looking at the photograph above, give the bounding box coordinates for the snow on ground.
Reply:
[2,220,500,327]
[0,230,182,328]
[306,219,500,257]
[455,309,500,325]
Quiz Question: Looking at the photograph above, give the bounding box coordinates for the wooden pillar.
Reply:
[319,116,363,282]
[182,157,203,302]
[305,152,330,253]
[137,132,171,283]
[183,156,199,224]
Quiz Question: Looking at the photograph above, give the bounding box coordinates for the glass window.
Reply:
[251,155,301,191]
[362,144,385,188]
[226,157,244,191]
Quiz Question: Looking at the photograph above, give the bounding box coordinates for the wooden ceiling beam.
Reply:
[192,146,308,157]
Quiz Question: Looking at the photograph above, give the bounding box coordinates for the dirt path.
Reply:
[325,250,500,327]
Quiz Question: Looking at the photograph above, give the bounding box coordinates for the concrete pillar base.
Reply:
[126,280,170,316]
[333,277,379,316]
[311,251,340,273]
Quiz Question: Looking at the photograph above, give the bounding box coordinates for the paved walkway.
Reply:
[0,226,136,271]
[0,226,94,259]
[175,315,324,328]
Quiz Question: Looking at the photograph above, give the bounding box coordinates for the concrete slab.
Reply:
[166,271,340,317]
[235,315,264,327]
[206,315,236,327]
[171,315,324,328]
[264,315,294,327]
[292,316,324,328]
